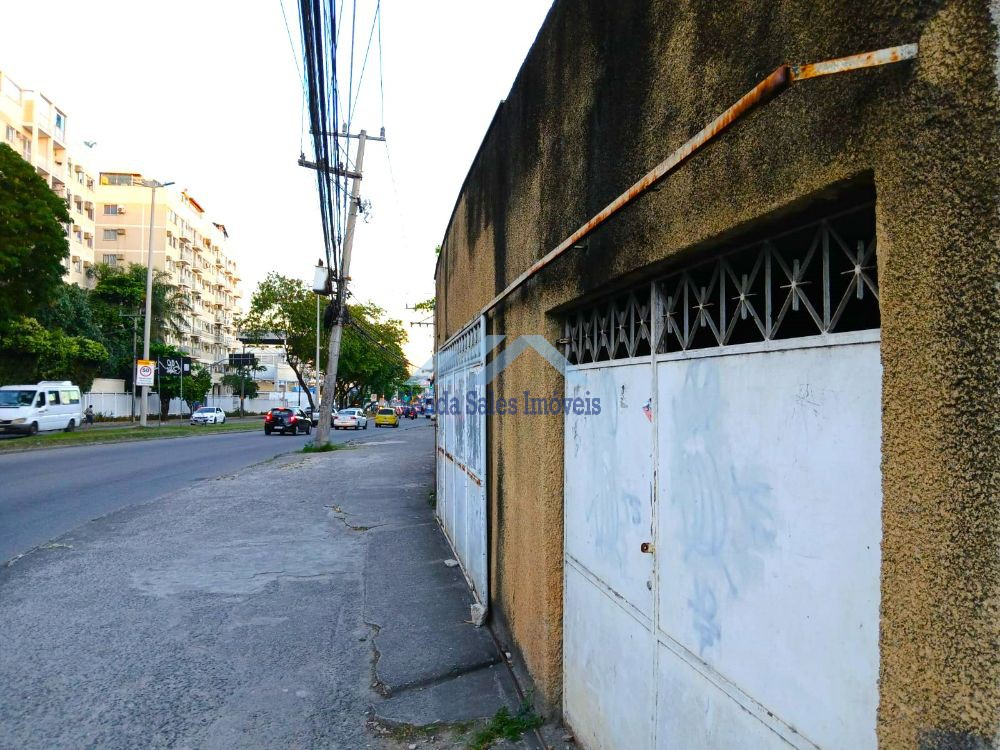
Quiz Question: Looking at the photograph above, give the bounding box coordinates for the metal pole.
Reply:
[131,315,137,423]
[314,129,367,446]
[240,342,246,419]
[316,293,321,406]
[139,185,156,427]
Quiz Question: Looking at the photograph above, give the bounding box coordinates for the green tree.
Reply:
[241,273,326,410]
[413,297,435,312]
[88,263,191,383]
[221,364,263,413]
[336,303,410,406]
[0,316,108,392]
[0,143,70,326]
[150,343,213,420]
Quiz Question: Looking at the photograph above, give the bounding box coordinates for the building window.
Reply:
[103,204,120,215]
[4,125,14,143]
[102,254,118,266]
[100,173,135,186]
[102,229,118,241]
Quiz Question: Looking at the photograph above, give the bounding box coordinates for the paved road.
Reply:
[0,418,463,750]
[0,418,430,563]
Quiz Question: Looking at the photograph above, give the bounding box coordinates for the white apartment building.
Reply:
[0,68,98,287]
[94,175,243,368]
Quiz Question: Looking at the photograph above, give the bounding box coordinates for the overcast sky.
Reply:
[0,0,553,367]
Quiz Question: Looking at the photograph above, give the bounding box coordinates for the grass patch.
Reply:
[427,489,437,509]
[468,702,542,750]
[0,421,260,452]
[301,442,344,453]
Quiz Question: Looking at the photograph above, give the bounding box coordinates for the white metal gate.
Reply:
[435,316,488,604]
[562,208,884,749]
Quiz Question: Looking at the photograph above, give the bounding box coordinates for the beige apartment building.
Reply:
[94,175,243,368]
[0,68,98,287]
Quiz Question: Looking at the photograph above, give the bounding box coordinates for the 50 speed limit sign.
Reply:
[136,359,156,387]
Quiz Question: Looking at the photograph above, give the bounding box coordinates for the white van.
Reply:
[0,381,84,435]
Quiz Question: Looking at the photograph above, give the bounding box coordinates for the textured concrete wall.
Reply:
[434,0,1000,744]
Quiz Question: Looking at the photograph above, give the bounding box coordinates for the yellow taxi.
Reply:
[374,407,400,428]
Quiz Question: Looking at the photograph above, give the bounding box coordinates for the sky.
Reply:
[0,0,554,368]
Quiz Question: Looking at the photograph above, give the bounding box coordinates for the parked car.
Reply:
[333,408,368,430]
[264,407,312,435]
[303,406,320,426]
[190,406,226,425]
[374,407,400,428]
[0,381,83,435]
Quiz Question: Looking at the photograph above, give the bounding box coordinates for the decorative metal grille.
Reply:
[560,204,878,365]
[438,317,483,374]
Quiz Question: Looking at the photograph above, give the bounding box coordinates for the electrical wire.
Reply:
[349,0,381,123]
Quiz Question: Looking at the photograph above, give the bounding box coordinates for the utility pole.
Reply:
[314,130,366,446]
[305,128,385,446]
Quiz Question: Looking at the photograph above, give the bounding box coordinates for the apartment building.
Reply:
[0,68,98,286]
[94,175,243,368]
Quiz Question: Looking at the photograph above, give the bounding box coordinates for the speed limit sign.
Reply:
[136,359,156,386]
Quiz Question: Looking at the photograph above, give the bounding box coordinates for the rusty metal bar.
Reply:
[790,43,917,81]
[440,43,917,349]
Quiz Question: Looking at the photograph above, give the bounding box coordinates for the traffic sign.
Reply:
[136,359,156,386]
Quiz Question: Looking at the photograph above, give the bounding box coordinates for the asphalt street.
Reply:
[0,417,445,749]
[0,417,429,563]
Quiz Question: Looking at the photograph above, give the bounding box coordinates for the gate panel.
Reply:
[564,362,656,749]
[655,338,882,749]
[435,318,488,604]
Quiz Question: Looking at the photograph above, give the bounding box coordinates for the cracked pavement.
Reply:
[0,421,529,749]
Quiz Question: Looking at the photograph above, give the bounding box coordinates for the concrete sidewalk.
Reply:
[0,421,539,749]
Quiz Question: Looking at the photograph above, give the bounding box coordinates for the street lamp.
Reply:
[138,178,174,427]
[312,259,330,410]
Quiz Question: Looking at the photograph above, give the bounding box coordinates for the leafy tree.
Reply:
[0,316,108,392]
[0,143,70,326]
[35,282,103,341]
[241,273,327,410]
[413,297,435,312]
[336,303,410,406]
[242,274,411,411]
[87,263,191,383]
[150,343,212,420]
[221,364,263,413]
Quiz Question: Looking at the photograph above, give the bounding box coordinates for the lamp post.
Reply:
[312,259,328,411]
[137,178,174,427]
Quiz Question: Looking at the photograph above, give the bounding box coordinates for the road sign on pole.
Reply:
[136,360,155,387]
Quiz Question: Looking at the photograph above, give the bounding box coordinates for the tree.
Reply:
[241,273,327,410]
[88,263,191,383]
[336,303,410,406]
[413,297,435,312]
[221,364,263,413]
[0,143,70,327]
[0,316,108,392]
[150,343,212,420]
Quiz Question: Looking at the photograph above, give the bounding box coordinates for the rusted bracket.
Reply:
[440,43,918,349]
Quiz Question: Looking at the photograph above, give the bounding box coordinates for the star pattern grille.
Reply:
[560,205,879,365]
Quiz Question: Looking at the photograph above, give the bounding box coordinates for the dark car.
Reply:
[264,407,312,436]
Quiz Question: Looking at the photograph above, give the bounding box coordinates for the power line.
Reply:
[349,0,381,122]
